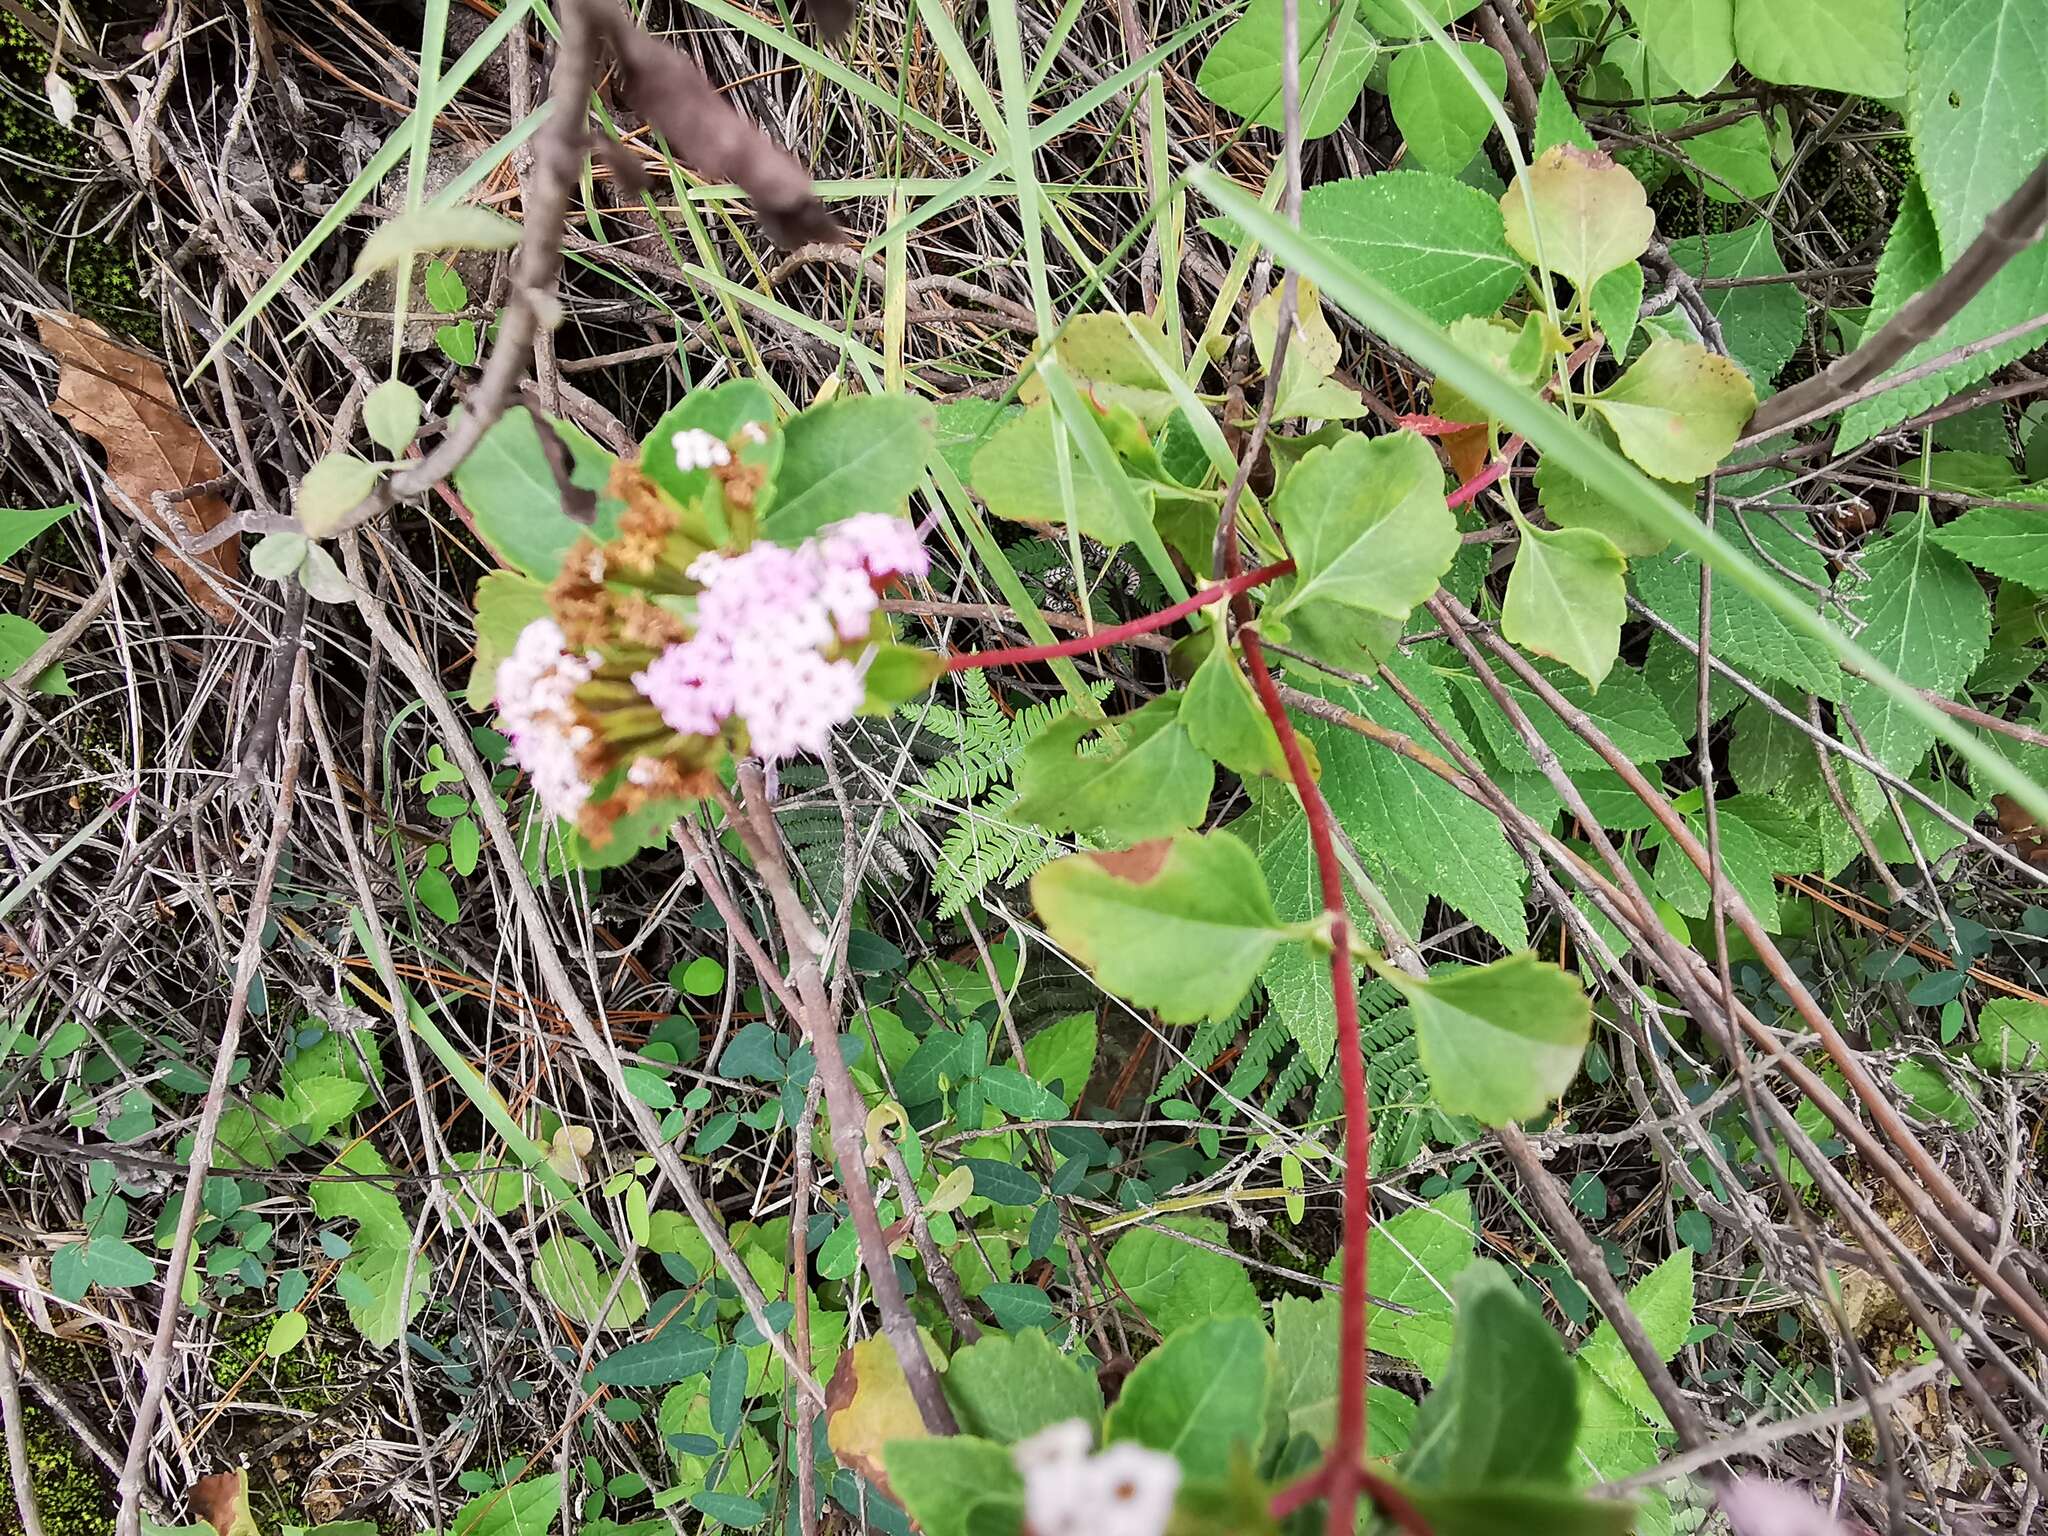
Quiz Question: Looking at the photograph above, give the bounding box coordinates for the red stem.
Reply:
[1445,435,1523,509]
[1236,617,1372,1536]
[945,559,1294,671]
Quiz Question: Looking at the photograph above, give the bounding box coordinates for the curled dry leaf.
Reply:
[37,312,240,623]
[189,1468,261,1536]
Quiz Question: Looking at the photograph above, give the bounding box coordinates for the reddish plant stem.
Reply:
[945,559,1293,671]
[1236,615,1373,1536]
[1446,434,1523,509]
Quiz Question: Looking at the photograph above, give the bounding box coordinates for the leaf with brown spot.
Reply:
[824,1335,930,1500]
[37,312,240,623]
[190,1469,262,1536]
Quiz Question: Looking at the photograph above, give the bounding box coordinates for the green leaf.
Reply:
[533,1236,647,1328]
[1972,997,2048,1073]
[1402,1484,1639,1536]
[1405,1261,1581,1488]
[1932,495,2048,587]
[1182,627,1291,779]
[363,379,423,454]
[932,400,1019,482]
[466,571,553,709]
[1906,0,2047,261]
[1021,312,1183,428]
[1012,695,1214,840]
[969,402,1144,544]
[1272,429,1459,626]
[882,1437,1024,1536]
[1589,260,1644,363]
[1329,1189,1480,1382]
[1357,0,1485,38]
[640,379,779,520]
[1500,146,1655,297]
[1685,114,1779,205]
[1534,72,1594,155]
[296,454,381,538]
[298,545,352,604]
[761,396,934,542]
[1107,1218,1261,1336]
[1893,1056,1978,1129]
[1249,277,1367,422]
[1389,952,1593,1125]
[978,1064,1068,1122]
[1731,0,1904,96]
[1296,667,1530,950]
[1030,831,1305,1024]
[50,1231,154,1298]
[944,1330,1104,1442]
[0,504,75,564]
[0,615,68,696]
[250,531,308,582]
[858,641,945,715]
[448,1474,562,1536]
[1025,1012,1097,1111]
[1273,1294,1422,1455]
[1103,1315,1273,1471]
[451,408,621,581]
[1666,223,1804,390]
[1387,40,1508,174]
[436,320,479,366]
[1195,0,1376,140]
[1589,337,1756,482]
[424,259,467,312]
[1621,0,1735,97]
[1503,518,1628,689]
[1630,510,1838,698]
[413,865,459,923]
[265,1311,308,1357]
[590,1327,717,1387]
[355,204,520,277]
[1838,179,2048,448]
[1840,510,1991,774]
[1287,174,1528,326]
[310,1141,429,1347]
[1575,1249,1693,1430]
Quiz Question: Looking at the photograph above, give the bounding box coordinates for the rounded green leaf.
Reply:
[364,379,423,455]
[1030,831,1305,1024]
[355,204,520,277]
[1500,145,1655,296]
[1387,40,1508,174]
[1391,952,1593,1124]
[1272,429,1459,625]
[296,454,382,538]
[759,396,934,543]
[1590,337,1756,482]
[265,1310,308,1357]
[249,531,309,581]
[1502,516,1628,689]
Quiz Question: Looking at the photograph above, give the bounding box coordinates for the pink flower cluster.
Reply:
[497,617,598,821]
[636,514,927,761]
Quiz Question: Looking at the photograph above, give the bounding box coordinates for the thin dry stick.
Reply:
[115,649,308,1536]
[1745,154,2048,440]
[726,765,956,1434]
[0,1322,45,1536]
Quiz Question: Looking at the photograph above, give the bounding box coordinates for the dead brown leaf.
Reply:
[37,311,241,623]
[189,1468,261,1536]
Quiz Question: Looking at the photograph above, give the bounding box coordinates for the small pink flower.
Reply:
[1719,1478,1859,1536]
[497,618,597,820]
[821,511,929,584]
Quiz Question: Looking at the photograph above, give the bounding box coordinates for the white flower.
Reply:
[1719,1478,1856,1536]
[673,427,732,473]
[1012,1420,1180,1536]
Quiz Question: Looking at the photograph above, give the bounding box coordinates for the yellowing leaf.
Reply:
[1500,146,1655,296]
[1503,517,1628,689]
[1589,337,1755,482]
[825,1335,932,1499]
[356,204,521,277]
[1390,952,1593,1124]
[1031,832,1308,1024]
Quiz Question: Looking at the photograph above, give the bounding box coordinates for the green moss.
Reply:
[5,1401,112,1536]
[0,12,158,346]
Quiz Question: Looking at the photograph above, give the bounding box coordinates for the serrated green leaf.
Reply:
[1012,695,1214,840]
[1030,831,1305,1024]
[1272,429,1459,626]
[1501,146,1655,297]
[1666,223,1804,390]
[1108,1218,1261,1336]
[944,1330,1104,1442]
[1972,997,2048,1073]
[1685,114,1779,204]
[1281,174,1528,326]
[1589,337,1756,482]
[1195,0,1376,140]
[1391,953,1593,1125]
[1534,72,1594,155]
[1388,40,1508,174]
[1839,510,1991,774]
[1504,518,1628,689]
[1931,495,2048,587]
[1731,0,1904,96]
[1103,1315,1272,1470]
[881,1437,1023,1536]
